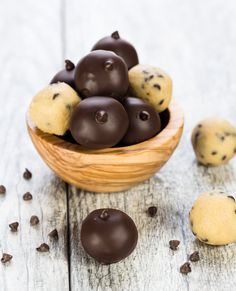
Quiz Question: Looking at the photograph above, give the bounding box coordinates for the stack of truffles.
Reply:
[29,31,172,149]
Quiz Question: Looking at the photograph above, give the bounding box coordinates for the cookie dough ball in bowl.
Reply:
[191,118,236,166]
[189,191,236,245]
[128,64,172,113]
[29,83,81,135]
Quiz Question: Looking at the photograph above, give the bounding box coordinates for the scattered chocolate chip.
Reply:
[234,148,236,154]
[66,104,72,111]
[147,206,157,217]
[147,92,150,96]
[195,132,200,139]
[30,215,39,226]
[169,240,180,250]
[220,136,225,141]
[157,74,164,78]
[99,210,110,220]
[111,31,120,39]
[189,251,200,262]
[153,84,161,90]
[23,169,32,180]
[159,99,164,105]
[53,93,60,100]
[1,253,13,264]
[65,59,75,71]
[0,185,6,194]
[227,195,235,201]
[36,243,50,252]
[180,262,191,274]
[142,70,149,74]
[48,229,59,241]
[198,124,202,128]
[211,151,217,155]
[9,222,19,232]
[145,75,154,82]
[222,155,227,161]
[23,192,33,201]
[200,154,204,159]
[141,84,145,89]
[190,220,193,227]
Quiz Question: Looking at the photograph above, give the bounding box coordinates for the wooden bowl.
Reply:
[27,100,184,193]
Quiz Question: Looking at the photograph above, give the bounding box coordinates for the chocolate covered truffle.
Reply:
[92,31,139,69]
[70,96,129,149]
[121,97,161,145]
[51,60,76,89]
[81,209,138,264]
[74,50,129,100]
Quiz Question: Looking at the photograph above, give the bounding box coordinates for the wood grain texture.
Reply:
[66,0,236,290]
[27,100,183,192]
[0,1,69,290]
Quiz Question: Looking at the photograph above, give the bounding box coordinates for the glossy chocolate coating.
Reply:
[121,97,161,145]
[50,60,75,89]
[70,96,129,149]
[81,209,138,264]
[74,50,129,100]
[92,31,139,69]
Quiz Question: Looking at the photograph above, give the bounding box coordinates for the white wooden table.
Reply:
[1,0,236,290]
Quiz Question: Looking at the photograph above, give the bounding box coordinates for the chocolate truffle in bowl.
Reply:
[50,60,76,89]
[92,31,139,69]
[81,209,138,264]
[74,50,129,100]
[121,97,161,146]
[70,96,129,149]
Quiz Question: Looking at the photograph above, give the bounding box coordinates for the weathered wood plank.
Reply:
[66,0,236,290]
[0,1,69,290]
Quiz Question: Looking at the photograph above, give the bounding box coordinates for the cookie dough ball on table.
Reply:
[29,83,81,135]
[191,118,236,166]
[128,64,172,113]
[189,191,236,245]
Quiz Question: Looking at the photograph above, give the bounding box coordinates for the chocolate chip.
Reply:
[1,253,13,264]
[36,243,50,252]
[99,210,110,220]
[198,124,202,128]
[147,92,150,96]
[141,84,145,89]
[111,31,120,39]
[221,136,225,141]
[30,215,39,226]
[222,155,227,161]
[53,93,60,100]
[23,192,33,201]
[147,206,157,217]
[66,104,72,111]
[202,238,208,243]
[169,240,180,250]
[228,195,235,201]
[189,251,200,262]
[180,262,191,274]
[23,169,32,180]
[190,220,193,227]
[143,70,149,74]
[145,75,154,82]
[0,185,6,194]
[195,132,200,139]
[159,99,164,105]
[200,154,204,159]
[234,148,236,154]
[9,222,19,232]
[158,74,164,78]
[65,59,75,71]
[153,84,161,90]
[211,151,217,155]
[48,229,59,241]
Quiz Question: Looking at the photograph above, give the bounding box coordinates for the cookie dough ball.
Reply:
[29,83,81,135]
[191,118,236,166]
[189,191,236,245]
[128,64,172,113]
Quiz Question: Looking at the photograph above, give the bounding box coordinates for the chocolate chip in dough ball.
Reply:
[29,83,81,135]
[189,191,236,245]
[191,118,236,166]
[92,31,139,69]
[50,60,76,89]
[128,64,172,113]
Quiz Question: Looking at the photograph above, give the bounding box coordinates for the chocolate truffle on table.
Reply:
[92,31,139,69]
[70,96,129,149]
[74,50,129,100]
[50,60,76,89]
[81,209,138,264]
[121,97,161,145]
